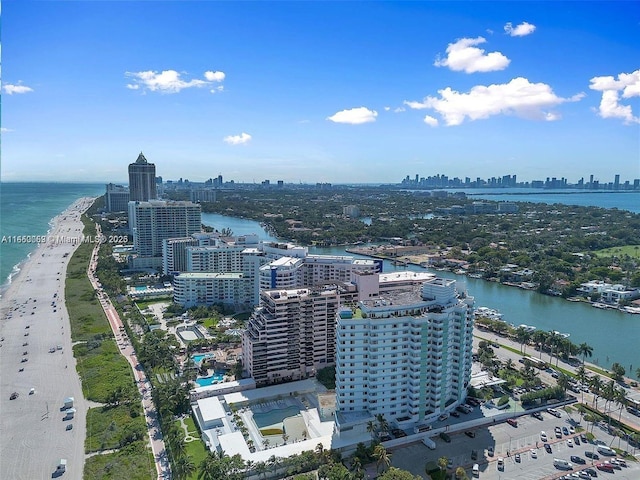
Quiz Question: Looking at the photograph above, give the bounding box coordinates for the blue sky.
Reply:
[2,1,639,184]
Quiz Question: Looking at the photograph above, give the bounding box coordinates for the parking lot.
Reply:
[389,408,639,479]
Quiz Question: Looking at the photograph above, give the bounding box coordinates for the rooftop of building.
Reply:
[176,272,245,280]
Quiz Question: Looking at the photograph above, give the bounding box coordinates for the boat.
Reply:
[474,307,504,321]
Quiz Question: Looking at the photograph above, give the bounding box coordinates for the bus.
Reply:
[524,357,547,370]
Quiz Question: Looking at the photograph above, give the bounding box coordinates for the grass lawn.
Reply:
[75,339,137,403]
[83,441,156,480]
[184,416,199,436]
[183,432,209,480]
[201,317,217,328]
[85,404,148,452]
[135,299,171,311]
[592,245,640,259]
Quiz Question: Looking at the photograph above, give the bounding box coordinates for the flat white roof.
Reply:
[218,431,251,458]
[197,396,227,422]
[379,271,435,284]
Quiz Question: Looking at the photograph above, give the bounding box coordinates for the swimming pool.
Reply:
[253,405,302,429]
[195,372,225,387]
[192,353,214,364]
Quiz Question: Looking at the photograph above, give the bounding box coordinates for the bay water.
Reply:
[200,210,640,378]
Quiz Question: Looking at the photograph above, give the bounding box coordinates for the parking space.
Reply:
[389,409,639,480]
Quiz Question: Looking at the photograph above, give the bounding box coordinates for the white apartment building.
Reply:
[258,255,380,291]
[173,272,255,309]
[163,237,200,275]
[242,284,358,386]
[131,200,201,259]
[334,274,474,434]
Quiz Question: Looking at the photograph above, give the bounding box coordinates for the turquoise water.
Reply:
[192,353,215,363]
[134,286,147,291]
[0,182,105,286]
[195,372,225,386]
[200,212,280,242]
[253,405,302,428]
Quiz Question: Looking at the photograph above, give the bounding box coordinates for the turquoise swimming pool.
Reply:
[192,353,214,364]
[195,372,225,387]
[253,405,302,429]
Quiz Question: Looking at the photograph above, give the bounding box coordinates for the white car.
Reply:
[530,449,537,459]
[540,431,548,441]
[567,439,573,447]
[569,426,576,434]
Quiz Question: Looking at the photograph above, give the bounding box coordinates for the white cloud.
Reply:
[3,83,34,94]
[326,106,378,124]
[423,115,439,127]
[125,69,225,93]
[504,21,536,37]
[434,37,510,73]
[589,69,640,124]
[384,106,391,111]
[204,71,225,82]
[406,77,583,126]
[223,132,252,145]
[1,127,14,133]
[394,107,406,113]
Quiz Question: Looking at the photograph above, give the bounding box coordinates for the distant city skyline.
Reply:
[2,2,639,183]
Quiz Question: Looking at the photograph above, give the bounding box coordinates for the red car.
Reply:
[596,463,614,472]
[507,418,518,427]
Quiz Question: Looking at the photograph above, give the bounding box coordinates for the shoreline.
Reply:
[0,196,95,480]
[0,211,73,296]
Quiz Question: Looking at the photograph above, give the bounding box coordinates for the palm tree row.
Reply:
[482,321,594,370]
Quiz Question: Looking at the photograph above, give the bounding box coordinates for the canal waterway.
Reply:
[201,213,640,378]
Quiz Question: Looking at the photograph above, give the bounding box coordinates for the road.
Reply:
[474,332,640,432]
[87,224,171,479]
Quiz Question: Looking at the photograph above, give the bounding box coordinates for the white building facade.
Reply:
[334,275,474,433]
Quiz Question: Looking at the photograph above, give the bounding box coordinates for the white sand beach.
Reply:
[0,197,94,480]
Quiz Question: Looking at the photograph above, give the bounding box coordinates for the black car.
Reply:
[585,451,599,460]
[584,468,597,477]
[580,433,588,443]
[9,392,19,400]
[465,430,476,438]
[450,410,460,418]
[571,455,586,464]
[531,411,543,420]
[562,427,569,435]
[544,443,552,453]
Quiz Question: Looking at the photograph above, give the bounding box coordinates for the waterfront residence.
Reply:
[335,275,474,435]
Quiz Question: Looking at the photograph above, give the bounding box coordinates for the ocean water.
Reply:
[0,182,105,287]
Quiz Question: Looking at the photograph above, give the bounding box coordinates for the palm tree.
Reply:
[456,466,470,480]
[532,330,548,360]
[373,444,392,473]
[376,413,390,436]
[557,373,570,396]
[174,456,196,480]
[366,420,377,443]
[576,365,587,403]
[578,342,593,365]
[350,456,364,480]
[547,330,561,365]
[267,455,280,477]
[254,461,268,480]
[437,456,449,472]
[590,376,603,410]
[514,326,531,355]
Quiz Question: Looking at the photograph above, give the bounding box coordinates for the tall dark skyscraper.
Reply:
[128,152,157,201]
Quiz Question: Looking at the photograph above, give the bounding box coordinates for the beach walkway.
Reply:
[86,223,171,479]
